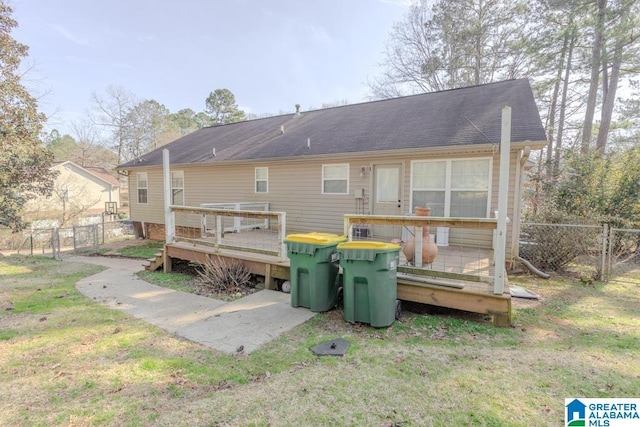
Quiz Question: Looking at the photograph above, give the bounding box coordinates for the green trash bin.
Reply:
[338,241,401,328]
[285,232,347,312]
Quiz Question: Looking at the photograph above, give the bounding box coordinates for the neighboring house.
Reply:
[26,161,121,225]
[117,79,547,264]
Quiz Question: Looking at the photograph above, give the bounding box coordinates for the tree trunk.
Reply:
[547,28,570,178]
[554,32,575,175]
[596,35,623,153]
[581,0,607,153]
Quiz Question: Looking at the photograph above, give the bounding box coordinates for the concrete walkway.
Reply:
[67,255,315,354]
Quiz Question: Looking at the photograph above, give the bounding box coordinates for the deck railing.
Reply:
[200,202,270,233]
[169,205,287,259]
[343,214,503,294]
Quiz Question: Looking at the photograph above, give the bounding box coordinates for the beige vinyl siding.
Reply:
[126,148,523,261]
[490,150,520,256]
[129,169,164,224]
[183,162,365,234]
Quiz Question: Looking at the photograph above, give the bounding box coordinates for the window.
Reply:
[137,172,148,204]
[255,167,268,193]
[411,160,446,216]
[171,171,184,205]
[411,158,491,217]
[322,164,349,194]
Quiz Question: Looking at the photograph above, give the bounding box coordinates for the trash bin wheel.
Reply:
[395,299,402,320]
[336,286,343,307]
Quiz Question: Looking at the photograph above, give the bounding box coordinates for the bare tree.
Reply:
[91,86,137,164]
[370,0,534,97]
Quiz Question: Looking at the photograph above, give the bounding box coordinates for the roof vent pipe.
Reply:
[280,125,285,134]
[212,147,216,157]
[295,104,301,117]
[307,137,310,149]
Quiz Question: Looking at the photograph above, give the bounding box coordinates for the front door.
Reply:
[372,163,403,239]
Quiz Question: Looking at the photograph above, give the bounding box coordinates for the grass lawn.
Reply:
[1,253,638,426]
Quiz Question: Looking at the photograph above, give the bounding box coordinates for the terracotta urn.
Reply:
[403,207,438,264]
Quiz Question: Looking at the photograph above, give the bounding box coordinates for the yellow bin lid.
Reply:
[337,241,401,250]
[285,232,347,245]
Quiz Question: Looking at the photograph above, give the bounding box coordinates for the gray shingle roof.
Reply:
[119,79,546,169]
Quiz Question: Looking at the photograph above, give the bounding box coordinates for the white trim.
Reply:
[137,172,148,204]
[409,157,492,217]
[53,160,120,187]
[321,163,350,195]
[255,166,269,193]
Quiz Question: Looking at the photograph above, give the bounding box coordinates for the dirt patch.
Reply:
[191,281,259,301]
[511,296,542,309]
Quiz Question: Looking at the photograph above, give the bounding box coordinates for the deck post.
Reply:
[494,107,510,295]
[216,215,222,247]
[344,216,355,241]
[163,149,175,244]
[414,226,423,268]
[278,212,287,260]
[233,203,242,232]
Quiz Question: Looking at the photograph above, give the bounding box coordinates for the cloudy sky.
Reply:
[12,0,411,134]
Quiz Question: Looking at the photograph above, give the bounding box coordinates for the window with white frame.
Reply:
[322,164,349,194]
[137,172,148,204]
[171,171,184,205]
[255,167,268,193]
[411,158,491,217]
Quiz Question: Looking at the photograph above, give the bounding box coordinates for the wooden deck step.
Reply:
[145,249,165,272]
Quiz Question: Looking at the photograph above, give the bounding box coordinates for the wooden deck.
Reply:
[164,240,290,289]
[159,229,511,326]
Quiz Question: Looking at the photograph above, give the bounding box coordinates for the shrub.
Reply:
[196,256,253,294]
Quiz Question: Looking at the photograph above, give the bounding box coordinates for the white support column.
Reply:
[414,226,423,268]
[216,215,222,247]
[279,212,287,260]
[494,107,511,294]
[233,203,242,233]
[163,149,175,244]
[344,216,352,241]
[264,202,270,229]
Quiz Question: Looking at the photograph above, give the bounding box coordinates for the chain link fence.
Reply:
[607,228,640,283]
[519,223,607,280]
[519,223,640,282]
[0,219,135,259]
[2,218,637,283]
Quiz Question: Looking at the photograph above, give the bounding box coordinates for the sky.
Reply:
[11,0,411,135]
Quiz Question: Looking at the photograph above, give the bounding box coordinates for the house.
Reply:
[118,79,546,266]
[26,161,121,225]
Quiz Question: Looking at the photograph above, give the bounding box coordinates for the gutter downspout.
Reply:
[516,256,550,279]
[510,146,530,267]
